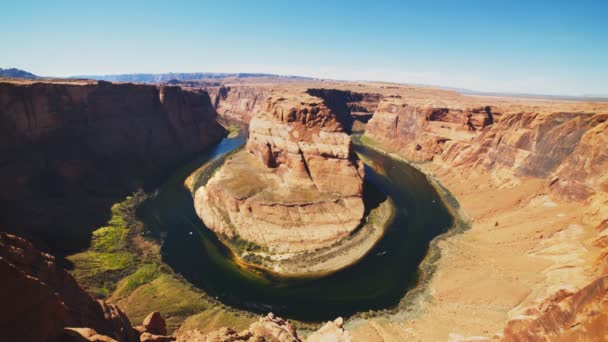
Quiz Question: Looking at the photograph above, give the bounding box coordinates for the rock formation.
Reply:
[0,232,137,341]
[206,85,382,127]
[365,97,607,200]
[364,97,498,161]
[177,313,301,342]
[306,317,352,342]
[362,94,608,341]
[0,80,226,254]
[306,88,382,131]
[208,85,271,123]
[502,275,608,341]
[0,232,183,342]
[195,91,365,254]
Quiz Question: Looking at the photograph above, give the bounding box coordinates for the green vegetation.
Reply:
[115,274,212,332]
[228,233,268,253]
[67,190,257,332]
[68,193,147,297]
[112,263,162,299]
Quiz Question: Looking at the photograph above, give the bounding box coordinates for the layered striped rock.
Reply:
[195,91,364,253]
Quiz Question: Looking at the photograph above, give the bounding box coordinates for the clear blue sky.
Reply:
[2,0,607,95]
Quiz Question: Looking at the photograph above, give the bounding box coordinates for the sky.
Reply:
[1,0,607,96]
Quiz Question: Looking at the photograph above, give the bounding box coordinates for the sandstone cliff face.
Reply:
[364,97,607,199]
[195,91,365,253]
[306,88,382,131]
[207,86,382,127]
[364,97,497,161]
[177,313,301,342]
[0,80,225,254]
[502,275,608,342]
[439,111,607,199]
[364,96,608,341]
[208,85,271,123]
[0,233,137,342]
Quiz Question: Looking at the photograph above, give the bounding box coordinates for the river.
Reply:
[137,131,453,322]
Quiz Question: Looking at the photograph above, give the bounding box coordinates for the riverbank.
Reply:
[347,136,602,341]
[66,192,258,333]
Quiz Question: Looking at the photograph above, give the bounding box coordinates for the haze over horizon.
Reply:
[2,0,607,96]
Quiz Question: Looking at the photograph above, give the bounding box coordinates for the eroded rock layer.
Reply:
[360,94,608,341]
[195,91,365,253]
[0,233,138,342]
[208,85,271,123]
[364,97,607,199]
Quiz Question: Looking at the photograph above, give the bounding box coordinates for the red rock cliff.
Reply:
[0,80,226,254]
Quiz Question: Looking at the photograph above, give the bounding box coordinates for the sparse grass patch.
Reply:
[112,263,161,299]
[68,192,147,298]
[228,234,268,254]
[116,274,210,332]
[91,225,128,252]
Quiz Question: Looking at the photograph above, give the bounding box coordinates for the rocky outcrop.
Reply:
[176,313,301,342]
[307,317,351,342]
[363,95,608,341]
[0,232,138,341]
[364,97,498,161]
[502,275,608,341]
[206,86,382,127]
[141,312,167,336]
[195,91,365,254]
[306,88,382,131]
[207,85,271,123]
[0,80,226,254]
[364,97,607,200]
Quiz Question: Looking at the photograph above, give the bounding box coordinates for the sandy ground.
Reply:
[346,166,601,341]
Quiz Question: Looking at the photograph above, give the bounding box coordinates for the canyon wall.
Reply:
[195,91,365,253]
[0,80,226,254]
[364,97,498,161]
[363,96,608,341]
[0,232,139,341]
[207,85,382,127]
[306,88,382,131]
[207,85,271,123]
[364,98,607,199]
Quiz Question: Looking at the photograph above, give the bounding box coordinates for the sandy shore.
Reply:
[345,160,601,341]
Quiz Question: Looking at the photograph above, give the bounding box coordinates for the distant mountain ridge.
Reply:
[71,72,314,83]
[0,68,38,79]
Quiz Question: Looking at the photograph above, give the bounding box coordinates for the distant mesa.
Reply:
[0,67,38,79]
[71,72,315,83]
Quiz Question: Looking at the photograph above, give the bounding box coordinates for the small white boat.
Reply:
[377,251,387,256]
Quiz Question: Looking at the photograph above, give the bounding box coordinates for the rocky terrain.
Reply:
[193,90,386,275]
[1,232,140,341]
[0,232,323,342]
[205,84,383,126]
[207,85,271,123]
[0,79,226,255]
[353,90,608,341]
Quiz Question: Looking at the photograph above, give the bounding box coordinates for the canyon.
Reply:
[0,79,225,255]
[1,75,607,341]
